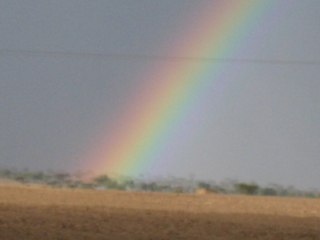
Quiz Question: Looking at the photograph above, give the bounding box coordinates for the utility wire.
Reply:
[1,48,320,65]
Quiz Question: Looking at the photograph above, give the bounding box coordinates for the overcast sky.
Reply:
[1,1,320,189]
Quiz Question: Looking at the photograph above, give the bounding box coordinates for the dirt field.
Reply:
[0,185,319,240]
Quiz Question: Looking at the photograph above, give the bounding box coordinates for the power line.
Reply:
[1,48,320,65]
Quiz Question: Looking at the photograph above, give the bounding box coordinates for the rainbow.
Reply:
[80,0,275,177]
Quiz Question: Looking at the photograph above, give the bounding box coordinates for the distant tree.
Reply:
[68,181,83,188]
[139,183,149,191]
[0,169,13,179]
[198,181,210,189]
[14,174,26,183]
[149,182,158,191]
[54,173,70,181]
[47,180,60,187]
[219,178,238,194]
[30,171,45,182]
[139,182,158,191]
[124,180,135,189]
[66,182,78,188]
[158,185,171,192]
[261,187,277,196]
[93,175,110,186]
[304,192,316,198]
[235,183,259,195]
[214,185,227,194]
[105,179,124,190]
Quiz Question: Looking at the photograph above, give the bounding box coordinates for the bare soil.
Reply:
[0,185,319,239]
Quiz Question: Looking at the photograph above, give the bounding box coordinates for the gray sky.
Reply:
[1,1,320,189]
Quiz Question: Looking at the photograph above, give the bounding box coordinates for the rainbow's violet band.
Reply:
[80,1,275,177]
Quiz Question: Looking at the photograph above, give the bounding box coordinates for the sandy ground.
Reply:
[0,185,319,239]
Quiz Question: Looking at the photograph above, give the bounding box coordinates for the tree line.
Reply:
[0,168,319,198]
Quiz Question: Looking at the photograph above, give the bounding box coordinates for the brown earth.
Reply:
[0,185,319,240]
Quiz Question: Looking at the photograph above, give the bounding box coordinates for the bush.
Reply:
[124,180,135,189]
[80,183,94,189]
[105,179,125,190]
[30,171,45,181]
[198,181,210,189]
[235,183,259,195]
[93,175,110,185]
[0,169,13,178]
[47,180,60,187]
[261,187,277,196]
[139,182,158,191]
[14,174,26,183]
[173,187,184,193]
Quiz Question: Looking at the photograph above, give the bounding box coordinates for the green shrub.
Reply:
[198,181,210,189]
[235,183,259,195]
[261,187,277,196]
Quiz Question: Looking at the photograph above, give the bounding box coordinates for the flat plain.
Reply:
[0,184,319,240]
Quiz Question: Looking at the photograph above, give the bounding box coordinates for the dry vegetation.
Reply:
[0,184,319,240]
